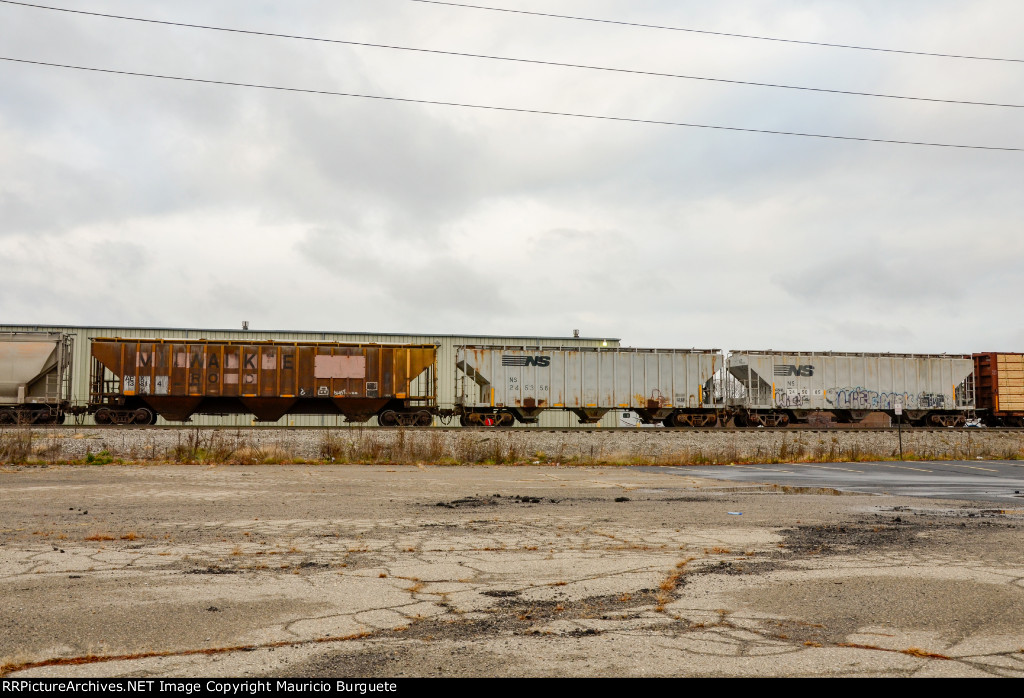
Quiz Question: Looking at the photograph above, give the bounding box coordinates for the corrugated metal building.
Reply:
[0,324,620,427]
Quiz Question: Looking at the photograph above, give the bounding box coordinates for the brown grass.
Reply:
[655,559,693,611]
[0,429,34,464]
[659,573,682,593]
[902,647,952,659]
[837,643,951,660]
[84,533,114,542]
[8,423,1023,467]
[0,630,374,677]
[312,429,1021,466]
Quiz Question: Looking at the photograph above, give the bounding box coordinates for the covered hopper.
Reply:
[727,350,975,426]
[89,338,437,425]
[455,346,723,426]
[0,332,73,423]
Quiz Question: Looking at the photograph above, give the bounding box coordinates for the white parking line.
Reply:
[723,464,796,474]
[870,463,934,473]
[946,464,999,473]
[791,463,864,474]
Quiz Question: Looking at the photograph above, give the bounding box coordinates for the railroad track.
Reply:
[7,425,1022,435]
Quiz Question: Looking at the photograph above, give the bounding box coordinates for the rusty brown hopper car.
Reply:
[89,338,437,425]
[973,352,1024,427]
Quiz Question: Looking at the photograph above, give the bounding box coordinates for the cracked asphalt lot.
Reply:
[1,464,1022,677]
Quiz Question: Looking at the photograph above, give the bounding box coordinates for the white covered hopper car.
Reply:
[455,345,724,426]
[727,351,975,427]
[0,332,74,424]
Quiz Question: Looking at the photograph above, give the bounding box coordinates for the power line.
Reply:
[408,0,1024,64]
[0,1,1019,109]
[1,56,1019,152]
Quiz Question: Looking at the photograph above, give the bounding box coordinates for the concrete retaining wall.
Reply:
[3,427,1022,464]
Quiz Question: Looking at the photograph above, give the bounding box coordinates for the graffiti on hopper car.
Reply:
[824,388,948,411]
[775,389,811,408]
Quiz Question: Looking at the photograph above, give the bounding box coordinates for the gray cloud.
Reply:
[0,0,1021,353]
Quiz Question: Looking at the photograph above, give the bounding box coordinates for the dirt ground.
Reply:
[1,463,1022,678]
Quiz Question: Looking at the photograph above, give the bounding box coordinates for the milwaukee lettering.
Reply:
[773,365,815,377]
[502,356,551,367]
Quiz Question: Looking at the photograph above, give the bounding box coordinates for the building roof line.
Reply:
[0,323,620,343]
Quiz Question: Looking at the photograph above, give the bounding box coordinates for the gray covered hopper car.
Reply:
[727,351,975,427]
[455,345,724,426]
[0,332,74,424]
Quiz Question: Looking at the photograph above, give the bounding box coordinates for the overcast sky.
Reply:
[1,0,1021,353]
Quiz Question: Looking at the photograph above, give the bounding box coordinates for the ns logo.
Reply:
[502,355,551,367]
[773,364,815,377]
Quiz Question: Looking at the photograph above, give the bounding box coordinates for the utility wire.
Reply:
[1,56,1019,152]
[0,1,1019,108]
[409,0,1024,64]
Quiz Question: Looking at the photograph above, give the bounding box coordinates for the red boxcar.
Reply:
[973,352,1024,426]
